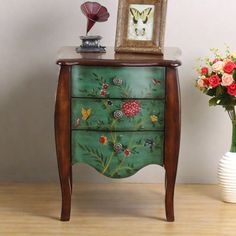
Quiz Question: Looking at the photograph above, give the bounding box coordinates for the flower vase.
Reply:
[218,120,236,203]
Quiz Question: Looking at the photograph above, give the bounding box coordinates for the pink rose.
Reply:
[221,73,234,86]
[212,61,225,72]
[208,75,220,88]
[223,61,236,74]
[227,83,236,96]
[197,76,208,88]
[213,58,219,64]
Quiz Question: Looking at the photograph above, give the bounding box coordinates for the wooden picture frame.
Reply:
[115,0,167,55]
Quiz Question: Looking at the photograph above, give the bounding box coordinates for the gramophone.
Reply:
[76,2,110,53]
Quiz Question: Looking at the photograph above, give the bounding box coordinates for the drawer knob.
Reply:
[112,77,123,86]
[113,143,123,152]
[113,110,123,119]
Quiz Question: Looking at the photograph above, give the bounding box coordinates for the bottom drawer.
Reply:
[72,131,164,178]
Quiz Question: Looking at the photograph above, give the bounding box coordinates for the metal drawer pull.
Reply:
[113,110,123,119]
[113,143,123,152]
[112,77,123,86]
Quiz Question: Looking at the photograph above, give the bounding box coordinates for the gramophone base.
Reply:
[76,35,106,53]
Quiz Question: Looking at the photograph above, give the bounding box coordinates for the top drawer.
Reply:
[71,65,165,99]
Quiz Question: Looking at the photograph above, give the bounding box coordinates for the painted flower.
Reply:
[103,84,109,90]
[208,75,221,88]
[99,136,108,145]
[152,79,161,85]
[201,67,208,75]
[227,83,236,96]
[212,60,225,72]
[221,73,234,86]
[100,90,106,96]
[150,115,158,123]
[107,100,113,106]
[223,61,236,74]
[121,100,141,117]
[75,117,80,128]
[124,149,131,157]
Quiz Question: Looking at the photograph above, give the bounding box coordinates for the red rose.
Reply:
[208,75,220,88]
[100,90,106,96]
[201,67,208,75]
[203,78,209,86]
[227,83,236,96]
[223,61,236,74]
[103,84,109,90]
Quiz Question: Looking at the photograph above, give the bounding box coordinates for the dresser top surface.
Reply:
[57,47,181,67]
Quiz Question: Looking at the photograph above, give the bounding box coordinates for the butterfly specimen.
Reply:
[129,7,153,37]
[81,107,92,120]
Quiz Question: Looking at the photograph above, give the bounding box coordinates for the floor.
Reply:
[0,183,236,236]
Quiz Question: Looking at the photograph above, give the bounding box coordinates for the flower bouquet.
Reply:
[195,47,236,202]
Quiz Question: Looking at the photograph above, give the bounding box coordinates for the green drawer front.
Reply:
[71,98,164,131]
[72,131,164,178]
[71,66,165,99]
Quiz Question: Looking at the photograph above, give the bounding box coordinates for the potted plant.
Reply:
[195,47,236,203]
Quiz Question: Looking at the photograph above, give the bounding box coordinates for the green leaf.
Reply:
[92,73,98,78]
[206,88,216,97]
[233,70,236,81]
[209,97,219,106]
[216,86,224,96]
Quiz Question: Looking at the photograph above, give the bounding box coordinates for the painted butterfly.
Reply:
[81,107,91,120]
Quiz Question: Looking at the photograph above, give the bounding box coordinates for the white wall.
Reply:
[0,0,235,183]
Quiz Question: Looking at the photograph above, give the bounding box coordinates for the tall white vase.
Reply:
[218,152,236,203]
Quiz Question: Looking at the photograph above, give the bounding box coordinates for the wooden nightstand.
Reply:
[55,47,181,222]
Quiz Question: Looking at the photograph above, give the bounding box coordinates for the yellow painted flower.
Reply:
[150,115,158,123]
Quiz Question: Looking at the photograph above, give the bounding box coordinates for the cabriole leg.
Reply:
[55,65,72,221]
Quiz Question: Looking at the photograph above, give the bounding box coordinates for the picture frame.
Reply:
[115,0,168,55]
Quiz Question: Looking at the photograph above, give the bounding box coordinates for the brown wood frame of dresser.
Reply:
[55,49,181,222]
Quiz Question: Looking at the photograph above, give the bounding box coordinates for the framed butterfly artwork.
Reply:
[115,0,167,55]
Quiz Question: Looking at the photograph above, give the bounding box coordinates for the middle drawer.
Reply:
[71,98,164,131]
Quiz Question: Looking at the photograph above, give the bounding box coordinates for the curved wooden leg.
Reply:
[60,174,71,221]
[55,66,72,221]
[165,166,177,222]
[164,67,181,222]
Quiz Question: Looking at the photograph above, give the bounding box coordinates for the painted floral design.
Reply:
[150,115,158,123]
[75,118,80,128]
[100,90,106,96]
[99,135,108,145]
[75,132,163,178]
[103,84,109,90]
[121,100,141,117]
[124,149,131,157]
[73,98,164,130]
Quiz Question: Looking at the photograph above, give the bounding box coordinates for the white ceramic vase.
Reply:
[218,152,236,203]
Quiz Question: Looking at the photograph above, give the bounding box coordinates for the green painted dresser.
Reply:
[55,47,181,222]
